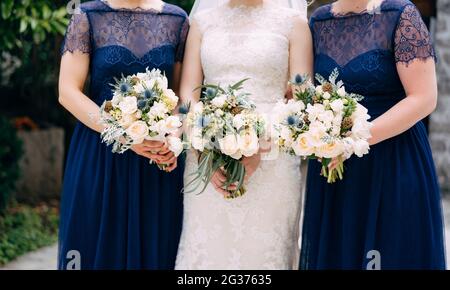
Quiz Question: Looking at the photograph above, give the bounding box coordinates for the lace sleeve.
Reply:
[394,4,435,65]
[61,11,91,55]
[176,17,190,62]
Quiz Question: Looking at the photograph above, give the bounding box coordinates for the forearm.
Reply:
[59,88,104,133]
[369,94,436,145]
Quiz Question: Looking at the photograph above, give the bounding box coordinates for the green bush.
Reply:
[0,204,59,265]
[0,117,23,214]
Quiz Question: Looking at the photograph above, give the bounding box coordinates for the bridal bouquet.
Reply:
[273,69,372,183]
[185,79,266,199]
[100,68,184,167]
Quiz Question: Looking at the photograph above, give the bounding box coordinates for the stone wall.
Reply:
[430,0,450,192]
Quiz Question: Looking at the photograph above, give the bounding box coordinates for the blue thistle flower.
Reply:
[120,83,130,93]
[294,74,304,85]
[178,103,190,115]
[287,115,299,126]
[205,88,216,99]
[137,99,148,110]
[144,89,154,99]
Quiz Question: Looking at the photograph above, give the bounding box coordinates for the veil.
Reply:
[189,0,309,20]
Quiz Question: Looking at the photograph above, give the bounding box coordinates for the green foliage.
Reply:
[0,0,68,54]
[0,117,23,214]
[0,204,59,265]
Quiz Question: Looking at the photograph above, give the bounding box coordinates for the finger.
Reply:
[158,147,171,155]
[141,152,160,161]
[213,171,227,183]
[213,183,230,197]
[165,160,177,172]
[157,152,176,163]
[143,141,164,150]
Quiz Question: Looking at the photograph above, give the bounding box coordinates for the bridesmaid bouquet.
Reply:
[273,69,372,183]
[99,68,184,165]
[185,79,266,199]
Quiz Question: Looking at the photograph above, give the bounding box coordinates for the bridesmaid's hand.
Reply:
[155,145,178,172]
[241,153,261,182]
[131,140,165,161]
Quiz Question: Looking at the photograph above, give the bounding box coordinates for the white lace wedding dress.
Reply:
[176,3,304,270]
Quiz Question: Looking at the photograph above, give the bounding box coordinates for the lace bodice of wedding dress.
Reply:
[176,3,305,270]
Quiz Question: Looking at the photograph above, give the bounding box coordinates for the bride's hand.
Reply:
[241,153,261,182]
[211,169,236,197]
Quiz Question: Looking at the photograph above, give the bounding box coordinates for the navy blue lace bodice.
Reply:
[61,0,189,104]
[310,0,435,117]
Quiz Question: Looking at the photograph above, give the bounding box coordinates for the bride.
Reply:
[176,0,313,270]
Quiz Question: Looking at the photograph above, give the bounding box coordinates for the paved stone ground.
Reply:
[2,197,450,270]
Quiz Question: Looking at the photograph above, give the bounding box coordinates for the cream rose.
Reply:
[126,121,148,144]
[315,141,344,159]
[119,113,137,128]
[118,96,138,115]
[238,130,259,157]
[293,133,315,156]
[211,95,227,108]
[218,134,240,157]
[233,114,245,130]
[164,116,182,134]
[323,92,331,100]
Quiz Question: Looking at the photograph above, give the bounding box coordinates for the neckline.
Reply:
[329,0,386,18]
[99,0,166,13]
[224,1,267,11]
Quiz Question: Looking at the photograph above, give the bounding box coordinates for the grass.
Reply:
[0,202,59,265]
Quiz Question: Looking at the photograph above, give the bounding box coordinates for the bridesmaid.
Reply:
[58,0,189,269]
[300,0,446,269]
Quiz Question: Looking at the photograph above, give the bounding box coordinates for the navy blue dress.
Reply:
[300,0,446,270]
[58,1,188,270]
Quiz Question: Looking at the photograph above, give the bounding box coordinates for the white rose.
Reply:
[323,92,331,100]
[191,128,205,151]
[306,103,325,122]
[287,99,305,113]
[233,114,245,130]
[119,113,137,129]
[111,91,123,106]
[164,115,182,134]
[318,110,334,128]
[353,139,370,157]
[193,102,204,114]
[280,127,293,147]
[307,121,327,147]
[119,96,138,115]
[352,103,370,122]
[315,85,323,95]
[218,134,240,157]
[126,121,148,144]
[211,95,227,108]
[330,99,344,113]
[292,133,315,156]
[337,87,347,97]
[149,119,167,138]
[351,120,372,140]
[342,137,355,159]
[149,101,168,118]
[238,130,259,157]
[167,136,183,157]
